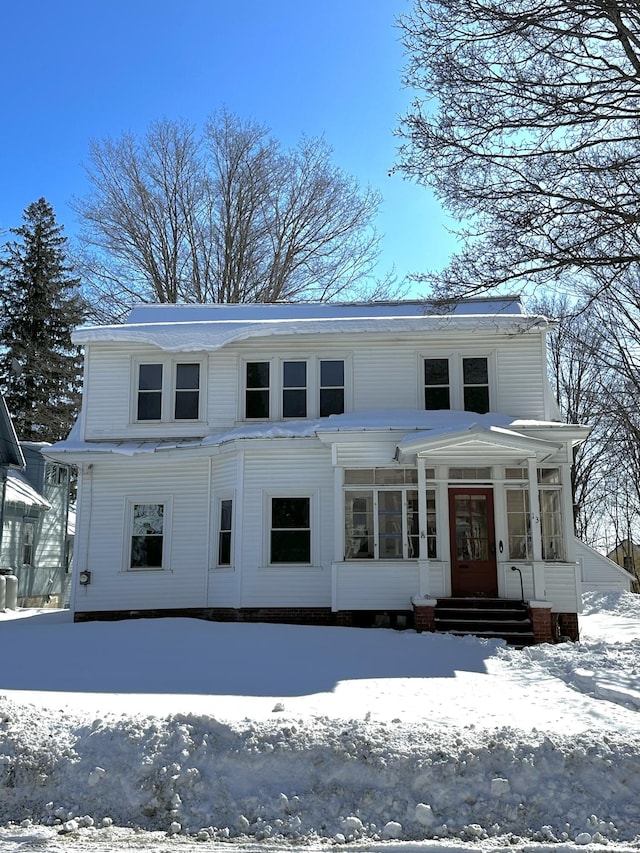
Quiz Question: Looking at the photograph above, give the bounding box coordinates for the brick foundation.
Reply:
[556,612,580,641]
[411,599,437,633]
[529,604,555,644]
[74,607,340,626]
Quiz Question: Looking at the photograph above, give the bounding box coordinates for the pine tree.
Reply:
[0,198,86,442]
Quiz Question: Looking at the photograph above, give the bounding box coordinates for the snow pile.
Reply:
[1,592,640,847]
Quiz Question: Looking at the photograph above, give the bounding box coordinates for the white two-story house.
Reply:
[48,298,602,642]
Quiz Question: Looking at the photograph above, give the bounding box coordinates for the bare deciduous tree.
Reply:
[74,110,393,318]
[395,1,640,298]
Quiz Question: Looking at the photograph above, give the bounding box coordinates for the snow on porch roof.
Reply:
[47,409,581,459]
[72,297,549,352]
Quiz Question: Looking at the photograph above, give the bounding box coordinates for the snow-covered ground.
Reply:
[1,591,639,851]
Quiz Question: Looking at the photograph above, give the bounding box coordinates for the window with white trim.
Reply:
[217,498,233,567]
[462,357,490,413]
[506,488,531,559]
[424,358,450,410]
[135,360,202,422]
[282,361,307,418]
[422,355,492,413]
[246,362,270,419]
[538,468,565,561]
[320,359,345,416]
[344,468,423,560]
[126,501,170,570]
[22,520,35,566]
[270,497,311,563]
[244,357,347,420]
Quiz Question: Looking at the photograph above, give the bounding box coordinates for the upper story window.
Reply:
[463,357,489,414]
[320,360,345,416]
[138,364,163,420]
[244,357,347,420]
[424,358,450,410]
[246,362,270,419]
[135,360,202,423]
[175,363,200,419]
[422,355,492,413]
[283,361,307,418]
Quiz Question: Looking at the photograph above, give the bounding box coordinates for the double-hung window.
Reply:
[137,364,163,420]
[244,357,347,419]
[282,361,307,418]
[320,360,345,416]
[422,355,491,413]
[128,502,168,570]
[344,469,426,560]
[136,361,202,422]
[217,499,233,567]
[246,362,270,419]
[270,497,311,563]
[424,358,450,410]
[462,357,490,414]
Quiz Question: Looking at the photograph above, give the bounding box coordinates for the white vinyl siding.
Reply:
[81,329,549,441]
[239,445,333,607]
[73,456,210,612]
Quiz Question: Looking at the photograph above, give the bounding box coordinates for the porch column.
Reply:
[416,455,430,597]
[527,457,546,600]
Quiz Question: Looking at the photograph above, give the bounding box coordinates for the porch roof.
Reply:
[395,423,561,464]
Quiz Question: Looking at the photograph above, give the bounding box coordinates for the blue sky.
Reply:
[0,0,456,294]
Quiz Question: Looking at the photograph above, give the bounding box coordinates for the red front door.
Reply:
[449,487,498,597]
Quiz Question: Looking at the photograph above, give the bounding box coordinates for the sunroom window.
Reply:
[344,468,425,560]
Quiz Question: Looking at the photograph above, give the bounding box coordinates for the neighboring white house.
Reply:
[47,298,595,641]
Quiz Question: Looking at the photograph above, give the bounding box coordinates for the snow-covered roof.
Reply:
[47,409,584,458]
[4,469,50,509]
[73,298,550,352]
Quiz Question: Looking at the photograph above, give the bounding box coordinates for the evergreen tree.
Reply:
[0,198,86,442]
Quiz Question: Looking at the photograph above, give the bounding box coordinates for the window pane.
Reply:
[246,390,269,418]
[218,499,232,566]
[407,490,419,558]
[345,491,374,558]
[425,386,450,410]
[375,469,406,485]
[321,360,344,387]
[139,364,162,390]
[426,488,437,559]
[540,488,564,560]
[131,504,164,568]
[283,361,306,387]
[247,362,269,388]
[344,469,374,485]
[272,497,310,529]
[507,489,531,559]
[283,389,307,418]
[176,363,199,390]
[271,530,311,563]
[463,357,488,384]
[138,392,162,420]
[138,364,163,420]
[425,358,449,385]
[538,468,561,485]
[175,390,199,419]
[320,388,344,417]
[464,386,490,414]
